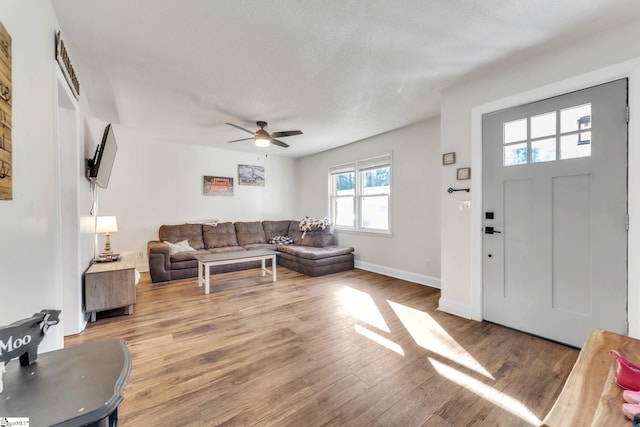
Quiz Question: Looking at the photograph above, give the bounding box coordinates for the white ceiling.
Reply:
[51,0,640,158]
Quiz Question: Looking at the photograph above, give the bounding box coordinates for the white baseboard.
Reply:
[437,297,474,319]
[355,261,441,289]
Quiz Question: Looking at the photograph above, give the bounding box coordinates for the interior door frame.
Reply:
[470,58,640,338]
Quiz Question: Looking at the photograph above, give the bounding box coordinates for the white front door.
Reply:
[482,79,628,347]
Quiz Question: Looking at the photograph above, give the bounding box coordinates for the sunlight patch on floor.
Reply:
[340,286,390,332]
[355,324,405,356]
[429,358,541,426]
[388,300,493,379]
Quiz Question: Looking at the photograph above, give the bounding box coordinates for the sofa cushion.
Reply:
[235,221,266,246]
[287,221,304,245]
[277,245,353,260]
[164,239,195,254]
[159,224,204,250]
[287,221,334,247]
[203,222,238,248]
[263,220,291,240]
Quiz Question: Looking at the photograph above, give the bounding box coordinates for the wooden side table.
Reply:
[85,252,137,322]
[0,338,131,426]
[543,328,640,426]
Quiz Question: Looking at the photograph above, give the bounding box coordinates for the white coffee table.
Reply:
[195,249,277,294]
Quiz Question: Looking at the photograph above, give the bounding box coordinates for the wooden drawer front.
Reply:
[85,269,136,312]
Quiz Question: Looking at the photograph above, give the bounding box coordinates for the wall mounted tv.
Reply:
[87,123,117,189]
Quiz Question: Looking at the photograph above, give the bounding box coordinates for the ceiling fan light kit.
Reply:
[226,121,302,149]
[254,128,271,147]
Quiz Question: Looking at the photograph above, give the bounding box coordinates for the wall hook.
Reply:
[447,187,470,194]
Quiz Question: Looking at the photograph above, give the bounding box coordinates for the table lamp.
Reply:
[96,216,118,256]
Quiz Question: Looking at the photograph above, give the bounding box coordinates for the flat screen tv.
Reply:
[87,123,117,189]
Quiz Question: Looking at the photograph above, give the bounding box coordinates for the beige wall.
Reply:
[439,18,640,337]
[97,125,299,271]
[0,1,95,348]
[296,118,441,285]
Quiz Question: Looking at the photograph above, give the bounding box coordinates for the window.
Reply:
[329,154,391,233]
[503,103,592,166]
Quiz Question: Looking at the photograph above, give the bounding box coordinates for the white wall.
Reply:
[0,1,94,350]
[296,118,441,285]
[439,18,640,337]
[97,126,298,270]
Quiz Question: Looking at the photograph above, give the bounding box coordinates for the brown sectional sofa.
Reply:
[147,220,354,283]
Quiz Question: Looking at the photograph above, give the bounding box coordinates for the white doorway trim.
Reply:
[470,58,640,338]
[54,64,83,336]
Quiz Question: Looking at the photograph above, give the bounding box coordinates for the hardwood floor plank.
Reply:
[64,268,578,426]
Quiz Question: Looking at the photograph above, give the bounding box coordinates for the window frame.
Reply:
[329,154,392,235]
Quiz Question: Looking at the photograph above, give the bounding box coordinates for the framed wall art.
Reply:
[238,164,265,186]
[203,176,234,196]
[442,152,456,165]
[457,167,471,180]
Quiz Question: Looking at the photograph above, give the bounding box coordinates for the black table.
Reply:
[0,338,131,426]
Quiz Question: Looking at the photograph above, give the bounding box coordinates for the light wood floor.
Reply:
[65,267,578,426]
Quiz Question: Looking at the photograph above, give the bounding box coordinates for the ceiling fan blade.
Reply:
[271,130,303,138]
[226,122,255,135]
[270,138,290,148]
[228,137,254,143]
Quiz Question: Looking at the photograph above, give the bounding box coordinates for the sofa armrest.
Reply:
[147,240,172,282]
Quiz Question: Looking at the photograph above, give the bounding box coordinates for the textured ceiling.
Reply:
[51,0,640,158]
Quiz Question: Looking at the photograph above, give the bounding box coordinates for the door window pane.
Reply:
[531,112,556,139]
[561,104,591,133]
[504,143,527,166]
[560,133,591,159]
[531,138,556,163]
[504,119,527,143]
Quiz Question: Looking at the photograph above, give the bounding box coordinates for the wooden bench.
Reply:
[543,328,640,426]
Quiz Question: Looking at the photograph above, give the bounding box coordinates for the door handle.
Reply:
[485,226,501,234]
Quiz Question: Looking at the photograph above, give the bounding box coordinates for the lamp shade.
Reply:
[96,216,118,233]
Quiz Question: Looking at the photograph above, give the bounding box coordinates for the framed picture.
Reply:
[238,164,265,186]
[203,176,234,196]
[457,167,471,180]
[442,152,456,165]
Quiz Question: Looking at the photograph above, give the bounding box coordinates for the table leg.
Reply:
[198,260,203,288]
[261,258,266,277]
[205,263,210,295]
[272,255,277,282]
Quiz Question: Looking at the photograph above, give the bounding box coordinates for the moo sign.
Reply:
[0,309,60,367]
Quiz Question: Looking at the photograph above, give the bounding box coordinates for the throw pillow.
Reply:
[164,239,195,254]
[268,235,294,245]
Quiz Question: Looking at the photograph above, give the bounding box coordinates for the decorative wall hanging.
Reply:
[442,152,456,165]
[0,20,11,200]
[55,31,79,100]
[203,176,234,196]
[457,167,471,180]
[238,164,265,186]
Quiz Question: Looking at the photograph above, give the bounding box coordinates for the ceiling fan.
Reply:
[226,121,302,148]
